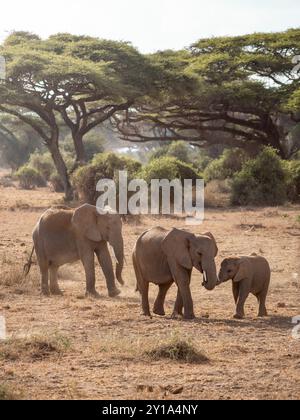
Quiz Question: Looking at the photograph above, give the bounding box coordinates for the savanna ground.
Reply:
[0,179,299,400]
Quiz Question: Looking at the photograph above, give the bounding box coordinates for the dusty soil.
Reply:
[0,186,299,400]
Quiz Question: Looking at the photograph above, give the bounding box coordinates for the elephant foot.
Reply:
[171,312,183,320]
[153,307,165,316]
[234,313,244,320]
[50,288,63,296]
[108,288,121,298]
[141,311,152,319]
[85,290,101,300]
[183,313,196,320]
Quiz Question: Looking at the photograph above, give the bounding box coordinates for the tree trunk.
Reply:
[263,115,286,159]
[48,136,73,201]
[72,131,86,165]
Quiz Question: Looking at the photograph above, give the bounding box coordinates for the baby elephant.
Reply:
[218,255,271,319]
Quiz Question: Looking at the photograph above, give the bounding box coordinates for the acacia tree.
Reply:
[0,32,157,194]
[44,34,157,165]
[0,37,90,199]
[115,29,300,158]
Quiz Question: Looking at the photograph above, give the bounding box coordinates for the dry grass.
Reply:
[146,338,209,364]
[0,259,40,290]
[0,333,71,362]
[0,383,19,400]
[0,187,299,400]
[205,180,231,208]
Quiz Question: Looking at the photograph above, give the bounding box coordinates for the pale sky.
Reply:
[0,0,299,52]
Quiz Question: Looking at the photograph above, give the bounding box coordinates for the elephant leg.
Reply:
[234,282,250,319]
[257,290,268,317]
[140,282,151,317]
[40,266,50,296]
[96,243,120,298]
[232,282,240,304]
[49,265,63,296]
[153,281,173,316]
[80,249,100,299]
[133,253,151,317]
[172,289,184,319]
[169,263,195,320]
[35,244,49,296]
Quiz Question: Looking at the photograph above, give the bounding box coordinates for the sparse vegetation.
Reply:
[146,338,209,364]
[28,152,55,182]
[72,152,142,204]
[138,156,202,184]
[0,334,71,362]
[204,149,248,182]
[205,180,231,208]
[15,165,46,190]
[231,147,289,206]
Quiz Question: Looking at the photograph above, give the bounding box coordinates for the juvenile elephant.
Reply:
[217,255,271,319]
[132,227,218,319]
[29,204,124,298]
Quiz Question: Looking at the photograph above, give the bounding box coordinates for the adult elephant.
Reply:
[28,204,124,298]
[132,227,218,319]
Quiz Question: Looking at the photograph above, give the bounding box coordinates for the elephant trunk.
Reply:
[202,257,218,291]
[111,235,125,286]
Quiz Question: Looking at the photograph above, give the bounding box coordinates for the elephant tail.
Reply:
[23,246,35,277]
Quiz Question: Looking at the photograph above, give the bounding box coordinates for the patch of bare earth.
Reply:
[0,185,299,400]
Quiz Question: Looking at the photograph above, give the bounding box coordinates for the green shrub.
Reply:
[167,141,191,163]
[138,156,202,184]
[192,153,213,172]
[204,148,248,182]
[231,147,288,206]
[149,141,192,163]
[285,160,300,202]
[72,152,142,204]
[15,166,46,190]
[149,144,170,161]
[28,152,55,181]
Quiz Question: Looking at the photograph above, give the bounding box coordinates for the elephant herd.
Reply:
[26,204,271,320]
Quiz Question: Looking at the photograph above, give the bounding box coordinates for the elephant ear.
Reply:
[203,232,218,257]
[72,204,103,242]
[233,259,249,283]
[161,228,193,270]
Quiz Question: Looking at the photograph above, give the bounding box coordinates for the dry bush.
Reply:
[205,180,231,208]
[146,338,209,364]
[0,333,71,362]
[0,261,40,290]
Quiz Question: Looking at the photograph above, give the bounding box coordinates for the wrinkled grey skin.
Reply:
[32,204,124,298]
[132,227,219,320]
[218,254,271,319]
